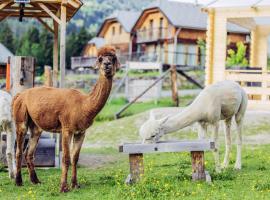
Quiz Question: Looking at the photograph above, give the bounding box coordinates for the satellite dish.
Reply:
[14,0,30,3]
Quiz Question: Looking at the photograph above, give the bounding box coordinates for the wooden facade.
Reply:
[132,7,249,67]
[97,19,130,55]
[204,5,270,110]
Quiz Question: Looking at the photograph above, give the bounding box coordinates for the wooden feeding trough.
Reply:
[119,140,215,184]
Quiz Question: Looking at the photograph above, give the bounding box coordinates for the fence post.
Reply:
[44,66,53,87]
[170,65,179,106]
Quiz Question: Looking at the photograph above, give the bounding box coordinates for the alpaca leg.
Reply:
[71,132,85,189]
[212,123,221,172]
[198,122,207,139]
[235,119,243,170]
[25,124,42,184]
[6,122,16,179]
[60,132,72,193]
[222,118,232,169]
[15,123,27,186]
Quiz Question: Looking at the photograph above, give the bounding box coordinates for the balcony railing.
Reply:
[71,51,205,69]
[71,56,96,69]
[136,27,173,43]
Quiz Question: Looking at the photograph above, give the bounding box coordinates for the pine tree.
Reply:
[0,22,15,53]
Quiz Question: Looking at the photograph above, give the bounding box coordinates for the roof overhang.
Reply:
[0,0,83,22]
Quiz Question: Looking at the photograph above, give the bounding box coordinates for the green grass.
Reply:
[95,96,194,122]
[1,145,270,199]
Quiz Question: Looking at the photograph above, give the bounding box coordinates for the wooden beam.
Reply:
[0,0,13,11]
[53,19,59,87]
[36,17,54,33]
[59,2,66,88]
[119,140,215,154]
[37,2,61,24]
[228,18,256,31]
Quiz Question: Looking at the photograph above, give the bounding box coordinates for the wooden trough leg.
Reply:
[191,151,206,181]
[126,153,144,184]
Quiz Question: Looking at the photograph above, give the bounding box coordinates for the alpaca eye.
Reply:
[98,57,103,63]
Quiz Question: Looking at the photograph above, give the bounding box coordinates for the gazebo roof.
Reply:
[170,0,270,8]
[0,0,83,21]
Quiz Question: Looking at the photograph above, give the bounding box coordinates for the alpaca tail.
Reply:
[235,89,248,123]
[11,93,21,120]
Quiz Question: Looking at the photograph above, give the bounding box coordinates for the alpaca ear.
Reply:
[149,110,155,120]
[94,56,102,69]
[115,56,121,69]
[159,115,169,125]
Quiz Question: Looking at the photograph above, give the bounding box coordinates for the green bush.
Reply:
[226,42,249,67]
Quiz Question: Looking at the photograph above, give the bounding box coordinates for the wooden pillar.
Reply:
[60,2,67,88]
[205,9,215,86]
[53,21,59,87]
[191,151,206,181]
[5,57,11,92]
[170,65,179,106]
[211,14,227,83]
[129,153,144,183]
[44,66,53,87]
[249,28,257,67]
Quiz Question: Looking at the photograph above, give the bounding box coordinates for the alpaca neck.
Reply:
[85,73,112,118]
[163,104,203,134]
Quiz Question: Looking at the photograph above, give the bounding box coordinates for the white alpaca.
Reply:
[0,90,16,178]
[139,80,248,171]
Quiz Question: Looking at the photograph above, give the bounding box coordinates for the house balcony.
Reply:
[136,27,173,43]
[71,56,96,70]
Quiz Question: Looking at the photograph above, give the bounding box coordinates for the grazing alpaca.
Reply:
[12,46,120,192]
[0,90,16,178]
[140,81,248,172]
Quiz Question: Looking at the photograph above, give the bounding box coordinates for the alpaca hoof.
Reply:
[30,173,41,184]
[9,172,15,179]
[15,174,23,186]
[234,165,241,170]
[60,184,69,193]
[31,179,41,185]
[72,183,80,189]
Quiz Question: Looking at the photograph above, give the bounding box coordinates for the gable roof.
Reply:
[97,10,141,36]
[87,37,105,49]
[0,43,13,64]
[133,0,248,33]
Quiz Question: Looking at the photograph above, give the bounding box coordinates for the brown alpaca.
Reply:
[12,46,120,192]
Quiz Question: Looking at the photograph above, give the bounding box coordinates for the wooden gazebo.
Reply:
[0,0,83,87]
[202,1,270,110]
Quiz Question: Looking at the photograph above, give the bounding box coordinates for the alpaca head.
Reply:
[95,46,120,78]
[139,111,169,143]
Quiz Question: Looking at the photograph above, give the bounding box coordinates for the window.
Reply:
[159,18,164,38]
[149,19,154,39]
[119,25,122,34]
[112,26,115,35]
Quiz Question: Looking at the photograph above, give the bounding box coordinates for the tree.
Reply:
[66,27,92,69]
[0,22,15,53]
[226,42,249,67]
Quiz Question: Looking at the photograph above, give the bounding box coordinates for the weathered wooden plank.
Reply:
[191,151,206,181]
[119,140,215,154]
[128,153,144,183]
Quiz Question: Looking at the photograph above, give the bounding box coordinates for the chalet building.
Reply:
[75,1,249,70]
[83,37,105,57]
[0,43,13,79]
[96,10,140,55]
[131,0,249,66]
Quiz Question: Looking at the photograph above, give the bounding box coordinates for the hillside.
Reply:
[7,0,153,37]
